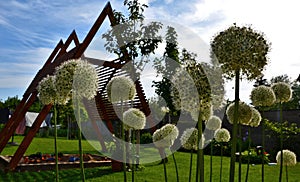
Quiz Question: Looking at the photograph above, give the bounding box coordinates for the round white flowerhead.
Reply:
[37,75,57,105]
[226,101,252,125]
[123,108,146,130]
[73,60,98,100]
[161,106,170,113]
[271,82,292,103]
[152,124,179,149]
[249,107,262,127]
[206,115,222,130]
[214,128,231,143]
[180,128,198,150]
[55,59,80,104]
[276,149,297,166]
[250,85,276,107]
[106,76,136,103]
[191,103,213,122]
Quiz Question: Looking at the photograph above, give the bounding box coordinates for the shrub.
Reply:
[140,132,153,144]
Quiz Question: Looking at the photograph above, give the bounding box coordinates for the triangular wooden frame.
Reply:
[0,2,154,171]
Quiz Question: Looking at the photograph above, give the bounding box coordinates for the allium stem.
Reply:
[261,117,265,182]
[279,103,284,182]
[172,152,179,182]
[121,100,127,182]
[189,150,193,182]
[210,139,213,182]
[229,69,240,182]
[77,99,86,182]
[245,127,251,182]
[220,142,223,182]
[54,104,59,182]
[163,151,168,182]
[131,129,135,182]
[286,165,288,182]
[238,124,242,182]
[197,117,204,182]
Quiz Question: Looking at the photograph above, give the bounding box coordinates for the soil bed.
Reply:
[0,153,111,172]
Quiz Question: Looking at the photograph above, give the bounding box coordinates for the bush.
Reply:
[140,132,153,144]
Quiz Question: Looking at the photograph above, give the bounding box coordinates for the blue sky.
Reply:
[1,0,300,103]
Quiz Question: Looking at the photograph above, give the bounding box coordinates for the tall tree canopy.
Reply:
[102,0,162,73]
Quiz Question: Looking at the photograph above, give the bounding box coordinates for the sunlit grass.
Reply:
[1,136,300,181]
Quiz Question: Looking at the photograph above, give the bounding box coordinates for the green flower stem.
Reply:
[279,103,284,182]
[163,150,168,182]
[136,130,140,166]
[229,69,240,182]
[197,116,204,182]
[245,127,251,182]
[171,152,179,182]
[210,139,213,182]
[238,124,242,182]
[121,100,127,182]
[220,142,223,182]
[132,130,135,182]
[286,165,288,182]
[77,99,85,182]
[54,104,59,182]
[261,117,265,182]
[260,108,266,182]
[189,150,193,182]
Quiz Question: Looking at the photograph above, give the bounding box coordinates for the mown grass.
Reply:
[1,136,300,181]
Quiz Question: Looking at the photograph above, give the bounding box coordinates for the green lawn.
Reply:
[1,136,300,181]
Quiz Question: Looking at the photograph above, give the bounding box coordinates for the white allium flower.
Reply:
[191,103,213,121]
[226,101,252,125]
[106,76,136,103]
[153,124,179,149]
[73,60,98,100]
[123,108,146,130]
[170,67,212,122]
[55,59,80,104]
[161,106,170,113]
[180,128,198,150]
[250,85,276,107]
[37,75,57,105]
[271,82,292,103]
[276,149,297,166]
[214,128,231,143]
[249,107,262,127]
[206,115,222,130]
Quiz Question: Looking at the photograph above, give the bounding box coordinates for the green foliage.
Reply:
[102,0,162,73]
[140,132,153,144]
[270,74,291,84]
[240,148,270,164]
[152,26,181,115]
[264,119,300,138]
[211,23,270,80]
[2,95,20,110]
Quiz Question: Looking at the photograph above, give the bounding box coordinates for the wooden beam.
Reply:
[0,93,37,153]
[75,2,113,58]
[7,104,53,171]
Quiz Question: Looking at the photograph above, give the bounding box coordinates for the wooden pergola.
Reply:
[0,2,154,171]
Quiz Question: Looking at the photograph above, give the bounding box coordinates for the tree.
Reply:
[211,23,270,182]
[3,96,20,112]
[152,26,181,116]
[253,75,270,87]
[102,0,162,74]
[271,74,291,84]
